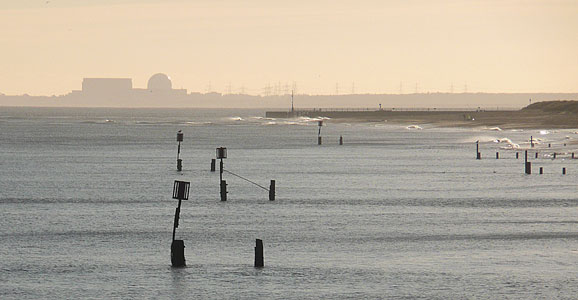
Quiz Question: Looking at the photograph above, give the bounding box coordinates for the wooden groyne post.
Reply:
[476,141,481,160]
[176,130,183,171]
[254,239,264,268]
[171,180,190,267]
[318,121,323,145]
[269,180,275,201]
[217,147,228,201]
[525,151,532,174]
[211,159,216,172]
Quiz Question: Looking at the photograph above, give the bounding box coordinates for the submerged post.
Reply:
[171,180,190,267]
[211,159,216,172]
[516,152,519,159]
[339,135,343,145]
[563,167,566,175]
[530,136,534,148]
[176,130,183,171]
[269,180,275,201]
[496,152,499,159]
[535,152,538,159]
[539,167,543,174]
[553,152,557,159]
[254,239,264,268]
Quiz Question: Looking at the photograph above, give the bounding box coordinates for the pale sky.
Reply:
[0,0,577,95]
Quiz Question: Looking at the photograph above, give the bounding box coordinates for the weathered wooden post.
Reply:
[476,141,481,160]
[539,167,543,174]
[254,239,264,268]
[496,152,499,159]
[217,147,227,201]
[562,167,566,175]
[339,135,343,145]
[317,121,323,145]
[516,152,519,159]
[525,150,531,174]
[269,180,275,201]
[530,136,534,148]
[553,152,557,159]
[572,153,575,159]
[171,180,190,267]
[176,130,183,171]
[535,152,538,159]
[211,159,216,172]
[549,143,551,148]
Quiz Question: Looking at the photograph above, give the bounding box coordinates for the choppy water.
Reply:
[1,107,577,299]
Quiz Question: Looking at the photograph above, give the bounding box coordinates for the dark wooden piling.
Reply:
[562,167,566,175]
[171,240,186,267]
[254,239,264,268]
[549,143,551,148]
[573,153,575,159]
[269,180,275,201]
[339,135,343,145]
[516,152,519,159]
[539,167,543,174]
[535,152,538,159]
[220,180,227,201]
[553,153,557,159]
[525,150,531,174]
[476,141,480,160]
[318,136,322,145]
[496,152,499,159]
[177,159,182,171]
[211,159,216,172]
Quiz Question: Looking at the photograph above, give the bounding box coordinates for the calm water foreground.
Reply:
[1,107,577,299]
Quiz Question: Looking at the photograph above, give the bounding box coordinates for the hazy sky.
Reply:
[1,0,577,95]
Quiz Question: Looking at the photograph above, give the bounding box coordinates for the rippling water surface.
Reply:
[1,107,577,299]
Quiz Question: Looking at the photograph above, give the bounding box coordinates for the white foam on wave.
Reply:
[406,125,422,130]
[539,130,550,135]
[494,138,520,149]
[486,127,502,131]
[228,116,244,121]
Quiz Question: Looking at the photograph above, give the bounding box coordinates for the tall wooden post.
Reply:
[171,180,190,267]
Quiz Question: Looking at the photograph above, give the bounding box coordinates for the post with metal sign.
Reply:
[176,130,183,171]
[217,147,227,201]
[318,121,323,145]
[171,180,190,267]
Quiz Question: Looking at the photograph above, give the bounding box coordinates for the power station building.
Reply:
[71,73,187,104]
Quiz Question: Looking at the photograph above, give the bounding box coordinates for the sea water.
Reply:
[0,107,576,299]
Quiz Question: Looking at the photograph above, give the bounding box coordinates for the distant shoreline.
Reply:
[266,101,578,129]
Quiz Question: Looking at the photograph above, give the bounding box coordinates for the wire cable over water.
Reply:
[223,170,270,191]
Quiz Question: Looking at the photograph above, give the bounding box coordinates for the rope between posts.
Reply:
[223,170,269,191]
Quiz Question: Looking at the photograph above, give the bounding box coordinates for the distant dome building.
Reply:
[147,73,172,91]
